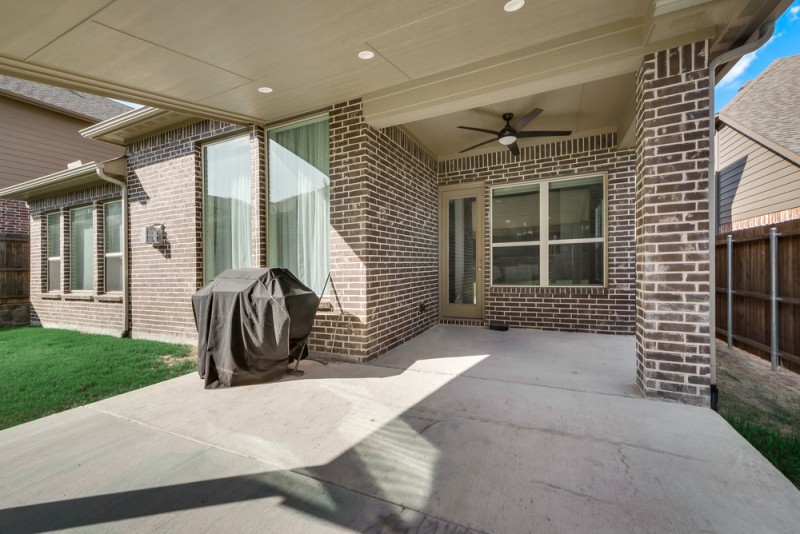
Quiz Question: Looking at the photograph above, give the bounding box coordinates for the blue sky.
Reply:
[716,0,800,111]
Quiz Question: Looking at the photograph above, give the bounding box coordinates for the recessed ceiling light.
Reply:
[504,0,525,12]
[257,86,273,94]
[358,50,375,60]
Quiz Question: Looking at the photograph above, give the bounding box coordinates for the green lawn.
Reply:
[725,416,800,487]
[0,326,195,430]
[717,344,800,489]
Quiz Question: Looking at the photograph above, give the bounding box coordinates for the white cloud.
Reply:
[790,6,800,22]
[717,31,782,89]
[718,51,758,88]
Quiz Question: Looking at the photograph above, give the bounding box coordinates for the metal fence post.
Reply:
[770,227,779,371]
[727,234,734,349]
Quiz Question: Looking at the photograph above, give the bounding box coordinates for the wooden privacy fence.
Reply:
[715,219,800,373]
[0,236,29,300]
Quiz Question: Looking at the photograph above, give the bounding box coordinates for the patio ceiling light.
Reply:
[358,50,375,60]
[257,87,273,93]
[504,0,525,12]
[498,133,517,145]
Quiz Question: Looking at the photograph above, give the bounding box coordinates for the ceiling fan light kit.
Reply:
[457,107,571,157]
[498,135,517,145]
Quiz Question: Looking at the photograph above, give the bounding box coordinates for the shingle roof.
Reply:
[0,75,132,122]
[720,54,800,157]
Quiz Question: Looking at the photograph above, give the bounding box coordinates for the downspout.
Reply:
[96,162,130,338]
[708,20,775,411]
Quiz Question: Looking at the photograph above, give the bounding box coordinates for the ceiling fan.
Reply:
[458,107,571,157]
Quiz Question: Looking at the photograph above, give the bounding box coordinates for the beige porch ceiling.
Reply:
[0,0,788,146]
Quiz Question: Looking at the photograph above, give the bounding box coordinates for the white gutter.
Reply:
[96,162,130,338]
[80,107,171,141]
[707,20,775,410]
[0,162,101,198]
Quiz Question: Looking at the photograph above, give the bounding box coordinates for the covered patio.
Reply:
[2,325,798,532]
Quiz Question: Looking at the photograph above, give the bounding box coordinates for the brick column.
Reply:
[634,41,711,405]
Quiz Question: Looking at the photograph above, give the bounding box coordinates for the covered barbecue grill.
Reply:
[192,268,320,388]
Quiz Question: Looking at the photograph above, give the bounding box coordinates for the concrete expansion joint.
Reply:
[406,405,704,464]
[368,360,643,400]
[85,405,275,467]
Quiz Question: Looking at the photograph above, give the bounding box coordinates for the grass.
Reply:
[0,326,194,430]
[725,416,800,487]
[717,345,800,489]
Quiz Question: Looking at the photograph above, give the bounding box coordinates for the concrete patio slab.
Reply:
[1,325,798,533]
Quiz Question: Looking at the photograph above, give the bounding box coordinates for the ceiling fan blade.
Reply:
[512,107,543,131]
[458,126,500,135]
[508,141,520,157]
[459,137,498,153]
[516,130,572,138]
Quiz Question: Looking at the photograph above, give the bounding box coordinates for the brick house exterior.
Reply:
[0,75,129,326]
[2,38,724,407]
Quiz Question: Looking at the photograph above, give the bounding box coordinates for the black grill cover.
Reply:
[192,268,319,388]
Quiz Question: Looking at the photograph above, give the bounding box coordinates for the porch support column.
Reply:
[634,41,712,405]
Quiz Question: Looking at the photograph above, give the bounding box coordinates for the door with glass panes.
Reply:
[439,183,484,319]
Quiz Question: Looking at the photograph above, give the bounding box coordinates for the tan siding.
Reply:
[718,125,800,227]
[0,96,124,188]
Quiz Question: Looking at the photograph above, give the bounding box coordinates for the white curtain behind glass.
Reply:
[70,207,93,290]
[204,135,251,282]
[268,118,329,294]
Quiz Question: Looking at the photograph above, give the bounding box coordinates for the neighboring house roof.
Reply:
[0,158,127,202]
[718,54,800,166]
[0,75,131,122]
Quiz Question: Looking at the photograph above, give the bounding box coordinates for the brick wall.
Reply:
[363,125,439,356]
[308,101,439,361]
[27,185,124,334]
[127,120,250,344]
[634,41,711,405]
[309,101,371,359]
[438,134,637,334]
[719,207,800,234]
[0,199,29,237]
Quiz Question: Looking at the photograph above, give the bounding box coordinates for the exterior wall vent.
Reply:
[142,224,163,245]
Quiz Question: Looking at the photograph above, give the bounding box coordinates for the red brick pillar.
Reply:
[634,41,711,405]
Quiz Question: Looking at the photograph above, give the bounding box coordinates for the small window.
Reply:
[70,206,93,291]
[46,213,61,292]
[104,201,123,292]
[491,174,606,287]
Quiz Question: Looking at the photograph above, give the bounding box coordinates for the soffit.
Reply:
[0,0,787,137]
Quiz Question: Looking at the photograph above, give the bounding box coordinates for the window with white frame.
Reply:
[268,115,330,294]
[104,201,123,292]
[203,134,252,282]
[70,206,93,291]
[46,212,60,292]
[491,174,606,287]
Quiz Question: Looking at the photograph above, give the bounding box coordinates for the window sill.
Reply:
[41,293,62,300]
[490,285,608,295]
[64,293,94,302]
[97,294,123,303]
